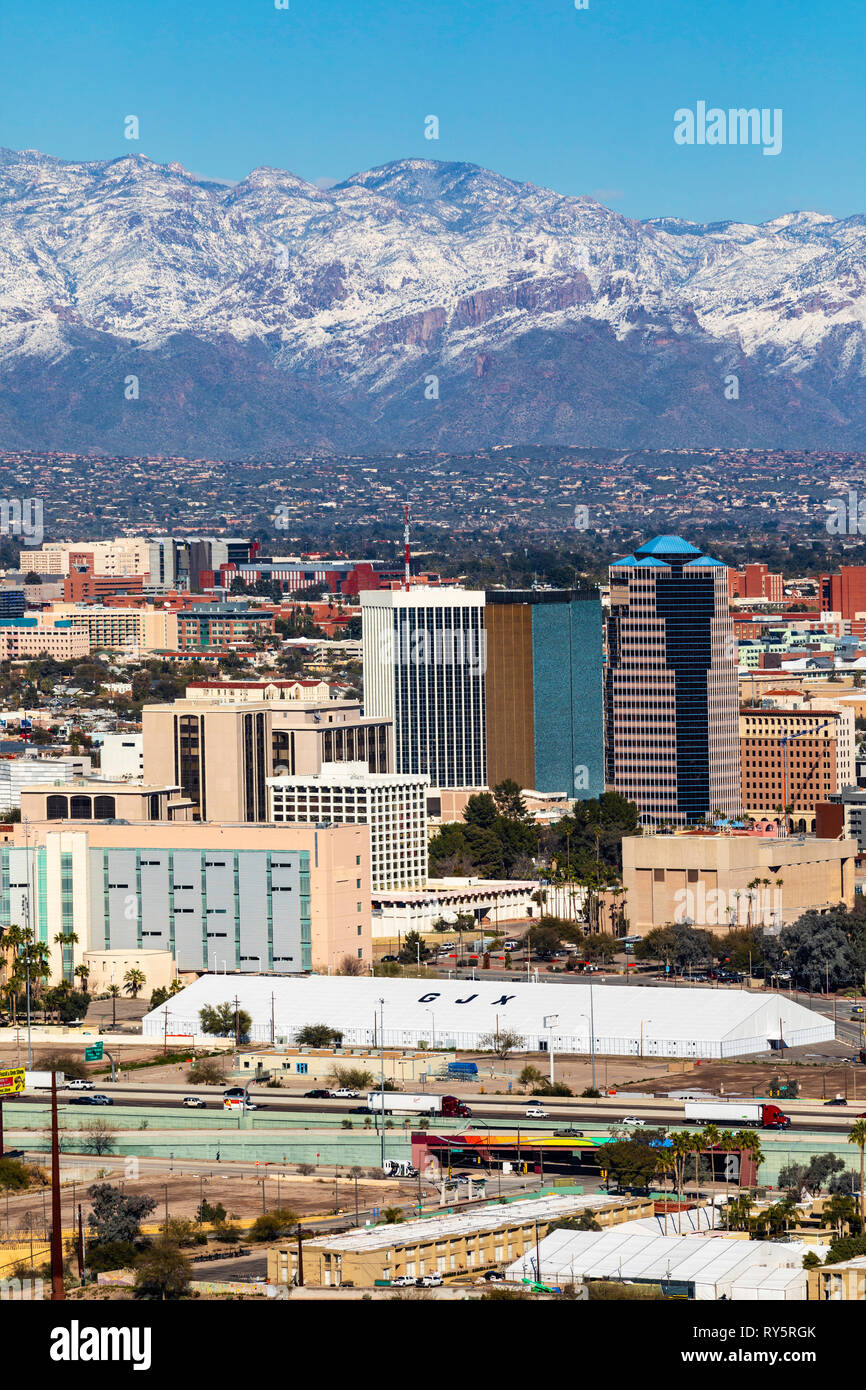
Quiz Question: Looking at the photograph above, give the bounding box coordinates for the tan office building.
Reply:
[622,832,856,934]
[11,819,371,979]
[19,780,196,824]
[740,697,856,831]
[142,697,392,822]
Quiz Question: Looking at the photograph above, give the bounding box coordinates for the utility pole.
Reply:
[296,1225,304,1286]
[77,1204,85,1281]
[49,1072,65,1301]
[379,998,386,1170]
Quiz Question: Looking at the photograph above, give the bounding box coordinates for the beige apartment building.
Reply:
[0,622,90,661]
[622,832,856,934]
[11,819,372,979]
[23,537,155,577]
[268,1194,654,1288]
[143,697,393,822]
[48,604,179,652]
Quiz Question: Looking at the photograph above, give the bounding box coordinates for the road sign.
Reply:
[0,1068,25,1095]
[84,1042,104,1062]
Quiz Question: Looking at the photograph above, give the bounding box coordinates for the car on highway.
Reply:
[554,1128,585,1137]
[329,1088,360,1099]
[852,1005,865,1016]
[525,1105,549,1118]
[223,1087,246,1100]
[621,1116,646,1127]
[824,1097,848,1106]
[304,1089,331,1099]
[69,1094,114,1106]
[66,1079,95,1090]
[182,1096,206,1108]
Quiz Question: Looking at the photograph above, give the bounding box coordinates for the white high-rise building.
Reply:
[360,587,486,790]
[268,762,429,892]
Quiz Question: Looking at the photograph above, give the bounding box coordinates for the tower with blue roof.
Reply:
[604,535,740,826]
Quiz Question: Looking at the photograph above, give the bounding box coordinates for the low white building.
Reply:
[142,974,834,1054]
[505,1226,808,1300]
[268,761,429,892]
[372,876,538,937]
[0,756,91,814]
[96,732,143,780]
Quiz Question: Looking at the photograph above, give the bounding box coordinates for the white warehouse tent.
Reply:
[142,974,833,1057]
[505,1227,808,1300]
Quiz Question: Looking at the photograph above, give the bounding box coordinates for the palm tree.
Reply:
[701,1124,721,1207]
[53,930,78,984]
[108,983,120,1026]
[123,968,146,998]
[668,1131,695,1234]
[848,1118,866,1233]
[733,1128,764,1200]
[74,963,90,992]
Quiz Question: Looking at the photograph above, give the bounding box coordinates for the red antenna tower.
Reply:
[403,502,411,589]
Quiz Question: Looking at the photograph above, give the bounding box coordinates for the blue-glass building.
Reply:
[484,589,604,799]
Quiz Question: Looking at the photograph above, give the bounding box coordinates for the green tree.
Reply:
[295,1023,344,1047]
[133,1240,192,1300]
[87,1183,156,1244]
[477,1029,525,1059]
[518,1065,544,1091]
[601,1139,661,1192]
[250,1209,299,1241]
[398,930,430,964]
[463,793,498,829]
[199,1002,252,1041]
[492,779,531,821]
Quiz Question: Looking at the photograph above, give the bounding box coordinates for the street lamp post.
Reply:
[379,998,386,1171]
[543,1014,559,1085]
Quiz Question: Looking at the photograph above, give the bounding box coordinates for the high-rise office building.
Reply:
[269,761,429,892]
[361,588,486,790]
[604,535,740,826]
[484,589,604,798]
[143,696,392,822]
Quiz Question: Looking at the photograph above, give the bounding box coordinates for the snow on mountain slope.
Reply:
[3,147,866,451]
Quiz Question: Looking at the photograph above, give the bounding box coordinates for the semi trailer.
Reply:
[683,1100,791,1130]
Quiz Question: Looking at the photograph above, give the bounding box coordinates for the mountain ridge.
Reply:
[2,147,866,454]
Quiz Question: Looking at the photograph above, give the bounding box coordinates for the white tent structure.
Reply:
[142,974,833,1056]
[504,1227,808,1300]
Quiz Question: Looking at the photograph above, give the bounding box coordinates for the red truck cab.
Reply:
[441,1095,472,1118]
[761,1103,791,1130]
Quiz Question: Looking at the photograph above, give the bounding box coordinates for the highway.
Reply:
[6,1088,865,1134]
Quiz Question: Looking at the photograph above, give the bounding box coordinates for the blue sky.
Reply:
[2,0,864,224]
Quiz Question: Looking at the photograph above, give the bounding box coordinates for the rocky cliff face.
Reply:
[2,148,866,454]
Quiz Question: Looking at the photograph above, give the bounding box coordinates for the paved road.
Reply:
[7,1091,864,1134]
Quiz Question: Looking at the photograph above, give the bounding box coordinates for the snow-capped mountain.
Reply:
[2,146,866,454]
